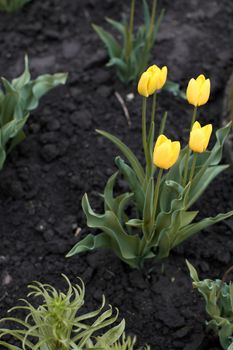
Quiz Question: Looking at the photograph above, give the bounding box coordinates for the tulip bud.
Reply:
[186,74,210,107]
[138,65,168,97]
[189,121,212,153]
[153,134,180,170]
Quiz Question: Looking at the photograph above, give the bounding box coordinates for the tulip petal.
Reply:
[199,78,210,106]
[159,66,168,90]
[203,124,212,150]
[147,65,159,73]
[168,141,181,168]
[189,129,205,153]
[138,72,150,97]
[155,134,169,148]
[186,79,199,106]
[192,121,201,131]
[154,141,172,169]
[148,71,159,95]
[196,74,206,86]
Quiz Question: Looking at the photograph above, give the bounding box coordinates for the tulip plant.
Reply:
[0,56,67,169]
[0,0,31,12]
[0,275,150,350]
[187,261,233,350]
[68,64,233,269]
[93,0,164,84]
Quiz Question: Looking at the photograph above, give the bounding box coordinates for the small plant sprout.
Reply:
[187,261,233,350]
[93,0,164,84]
[0,56,67,169]
[68,65,233,269]
[0,275,149,350]
[0,0,31,12]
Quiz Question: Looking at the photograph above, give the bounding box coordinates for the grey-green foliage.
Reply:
[187,261,233,350]
[0,56,67,169]
[0,0,31,12]
[93,0,164,84]
[67,121,233,269]
[0,275,149,350]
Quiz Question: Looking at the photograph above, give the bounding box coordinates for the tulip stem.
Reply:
[151,92,157,126]
[159,111,168,135]
[182,106,198,187]
[125,0,135,62]
[153,168,163,220]
[148,0,157,48]
[142,97,150,169]
[190,106,197,128]
[189,153,197,183]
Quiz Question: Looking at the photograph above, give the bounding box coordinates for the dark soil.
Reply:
[0,1,233,349]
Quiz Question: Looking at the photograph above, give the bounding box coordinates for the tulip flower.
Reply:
[189,121,213,153]
[186,74,211,107]
[153,134,181,170]
[138,65,168,97]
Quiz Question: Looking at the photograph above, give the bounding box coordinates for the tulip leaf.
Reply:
[187,164,229,208]
[187,261,233,350]
[142,0,150,32]
[115,156,145,214]
[96,129,145,184]
[105,17,125,36]
[92,24,121,59]
[142,177,154,241]
[81,193,141,260]
[126,219,143,228]
[66,233,112,257]
[174,210,233,247]
[0,56,67,170]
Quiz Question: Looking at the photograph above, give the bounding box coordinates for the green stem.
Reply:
[147,93,157,178]
[142,97,149,167]
[159,111,168,135]
[138,0,157,75]
[148,0,157,48]
[151,92,157,126]
[189,153,197,183]
[125,0,135,61]
[182,106,198,187]
[153,168,163,220]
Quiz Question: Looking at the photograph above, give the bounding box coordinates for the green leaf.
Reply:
[187,165,229,208]
[95,319,125,347]
[142,178,154,241]
[12,55,31,89]
[173,210,233,247]
[142,0,150,32]
[2,115,28,147]
[66,233,112,257]
[186,260,200,282]
[126,219,143,228]
[115,156,145,214]
[105,17,125,36]
[164,80,186,99]
[92,24,121,59]
[80,194,141,263]
[96,129,145,185]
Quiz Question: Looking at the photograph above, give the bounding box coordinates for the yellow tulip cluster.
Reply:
[138,65,212,172]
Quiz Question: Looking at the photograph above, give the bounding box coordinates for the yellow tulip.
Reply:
[186,74,210,107]
[138,65,168,97]
[153,135,180,170]
[189,121,212,153]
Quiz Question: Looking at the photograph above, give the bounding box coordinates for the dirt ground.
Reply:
[0,0,233,349]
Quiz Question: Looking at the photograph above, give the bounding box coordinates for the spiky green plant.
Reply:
[0,275,149,350]
[0,0,31,12]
